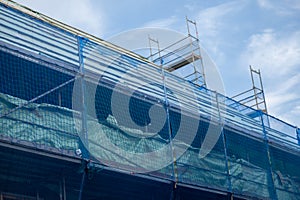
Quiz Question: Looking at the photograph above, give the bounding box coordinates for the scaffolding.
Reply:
[148,17,206,87]
[0,1,300,199]
[231,66,268,114]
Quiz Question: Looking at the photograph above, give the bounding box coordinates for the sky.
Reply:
[14,0,300,127]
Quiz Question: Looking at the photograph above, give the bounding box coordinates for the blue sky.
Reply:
[14,0,300,127]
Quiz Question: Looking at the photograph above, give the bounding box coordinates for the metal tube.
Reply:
[77,36,89,158]
[59,181,63,200]
[260,112,278,200]
[78,169,86,200]
[250,66,260,110]
[63,177,66,200]
[0,77,76,119]
[216,94,232,193]
[231,88,253,99]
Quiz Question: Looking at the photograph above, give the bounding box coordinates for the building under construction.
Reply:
[0,0,299,199]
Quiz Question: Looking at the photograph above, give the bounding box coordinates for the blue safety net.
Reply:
[0,2,299,199]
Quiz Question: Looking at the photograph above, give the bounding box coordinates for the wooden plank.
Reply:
[165,54,200,72]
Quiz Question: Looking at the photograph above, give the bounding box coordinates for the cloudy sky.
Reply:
[14,0,300,127]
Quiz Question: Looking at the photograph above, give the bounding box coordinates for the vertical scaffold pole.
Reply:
[148,36,161,63]
[149,36,178,189]
[186,16,206,87]
[59,180,63,200]
[250,66,260,112]
[260,111,277,200]
[77,36,89,159]
[250,66,268,114]
[59,179,66,200]
[148,35,154,62]
[76,36,89,200]
[216,93,232,194]
[78,168,86,200]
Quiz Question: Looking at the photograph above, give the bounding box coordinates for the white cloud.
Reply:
[266,74,300,126]
[193,0,247,63]
[14,0,105,37]
[195,1,246,38]
[184,4,194,12]
[267,74,300,108]
[143,16,178,29]
[257,0,300,15]
[241,29,300,77]
[240,29,300,126]
[267,94,300,127]
[257,0,273,9]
